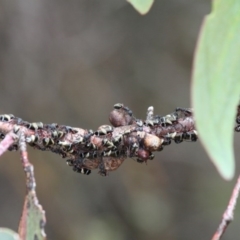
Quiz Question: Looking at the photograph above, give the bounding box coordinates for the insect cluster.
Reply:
[235,105,240,132]
[0,104,200,177]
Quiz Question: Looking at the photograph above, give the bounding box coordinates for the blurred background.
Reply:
[0,0,240,240]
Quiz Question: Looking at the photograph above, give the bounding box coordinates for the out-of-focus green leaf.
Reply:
[127,0,154,15]
[0,228,19,240]
[18,191,46,240]
[192,0,240,180]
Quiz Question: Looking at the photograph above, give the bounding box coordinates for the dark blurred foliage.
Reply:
[0,0,240,240]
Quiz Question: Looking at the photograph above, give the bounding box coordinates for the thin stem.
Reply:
[18,132,46,239]
[211,175,240,240]
[0,132,16,157]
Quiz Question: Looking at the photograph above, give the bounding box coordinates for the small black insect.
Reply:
[95,125,113,136]
[162,137,171,146]
[42,138,54,147]
[57,131,65,138]
[111,150,120,157]
[95,130,106,136]
[113,135,122,145]
[136,158,144,163]
[102,139,115,149]
[101,150,112,157]
[157,145,164,151]
[83,129,94,143]
[13,125,20,134]
[65,126,78,134]
[114,103,123,109]
[85,142,97,150]
[27,122,43,131]
[0,114,14,122]
[73,166,91,175]
[182,130,198,142]
[145,120,154,127]
[58,141,72,151]
[26,135,39,143]
[160,116,173,127]
[98,163,108,176]
[113,103,133,116]
[51,131,59,139]
[79,151,91,158]
[149,153,154,160]
[236,113,240,125]
[8,144,18,151]
[47,123,59,130]
[91,151,98,158]
[175,107,193,117]
[173,134,183,144]
[235,125,240,132]
[66,159,74,166]
[0,133,5,139]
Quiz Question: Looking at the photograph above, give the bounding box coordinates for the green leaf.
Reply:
[0,228,19,240]
[192,0,240,180]
[127,0,154,15]
[18,191,46,240]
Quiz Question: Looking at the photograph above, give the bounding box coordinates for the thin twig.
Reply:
[18,132,46,240]
[211,175,240,240]
[0,132,16,157]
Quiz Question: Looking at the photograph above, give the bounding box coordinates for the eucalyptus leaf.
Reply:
[192,0,240,180]
[0,228,19,240]
[127,0,154,15]
[18,191,46,240]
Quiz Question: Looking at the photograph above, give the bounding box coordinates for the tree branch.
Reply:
[0,104,238,177]
[0,105,199,176]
